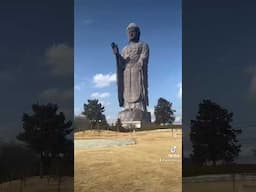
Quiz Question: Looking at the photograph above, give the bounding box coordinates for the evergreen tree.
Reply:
[154,97,175,125]
[17,103,73,177]
[83,99,108,129]
[190,99,242,166]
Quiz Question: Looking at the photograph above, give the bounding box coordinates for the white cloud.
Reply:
[45,43,73,76]
[177,82,182,99]
[38,88,73,117]
[75,85,81,91]
[75,81,87,92]
[106,115,116,124]
[99,100,111,107]
[93,73,116,88]
[75,106,83,116]
[174,115,182,124]
[90,92,110,98]
[148,108,155,122]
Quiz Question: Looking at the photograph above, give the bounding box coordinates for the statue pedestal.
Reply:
[118,109,151,128]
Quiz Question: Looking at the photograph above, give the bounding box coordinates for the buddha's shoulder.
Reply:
[135,41,148,47]
[124,42,148,48]
[139,42,149,50]
[140,41,148,46]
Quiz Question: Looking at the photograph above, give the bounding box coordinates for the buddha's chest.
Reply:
[125,44,143,58]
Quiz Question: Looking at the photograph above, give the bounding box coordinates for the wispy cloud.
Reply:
[45,43,73,76]
[93,73,116,88]
[0,70,14,81]
[90,92,110,98]
[83,19,94,25]
[39,88,73,104]
[177,82,182,99]
[75,81,87,91]
[75,85,81,91]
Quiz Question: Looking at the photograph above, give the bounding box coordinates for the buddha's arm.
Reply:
[111,42,126,69]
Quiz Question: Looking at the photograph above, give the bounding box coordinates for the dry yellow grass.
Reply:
[183,180,256,192]
[183,181,233,192]
[75,129,182,192]
[183,175,256,192]
[0,176,73,192]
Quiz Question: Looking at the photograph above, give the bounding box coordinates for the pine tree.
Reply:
[190,100,242,166]
[17,103,73,177]
[83,99,108,129]
[154,97,175,125]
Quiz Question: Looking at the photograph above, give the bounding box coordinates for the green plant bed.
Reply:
[75,124,181,133]
[135,124,181,131]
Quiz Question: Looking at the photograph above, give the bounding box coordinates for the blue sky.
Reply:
[0,0,73,139]
[75,0,181,124]
[182,0,256,162]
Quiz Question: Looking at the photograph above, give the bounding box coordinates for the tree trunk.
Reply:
[58,176,62,192]
[40,152,43,179]
[19,178,23,192]
[57,157,62,192]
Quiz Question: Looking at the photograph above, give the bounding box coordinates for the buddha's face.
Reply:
[128,27,139,42]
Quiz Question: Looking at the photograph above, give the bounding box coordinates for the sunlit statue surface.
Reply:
[111,23,151,128]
